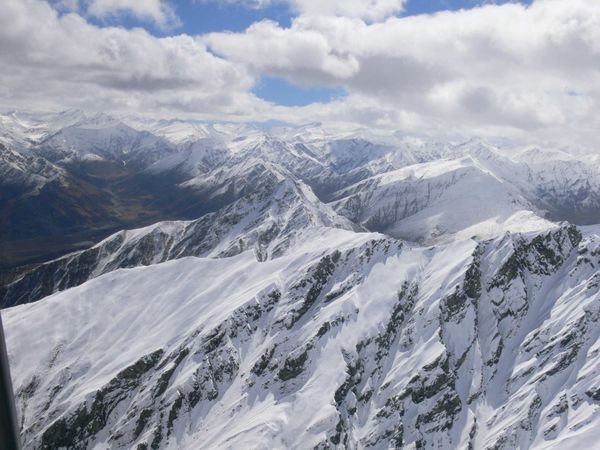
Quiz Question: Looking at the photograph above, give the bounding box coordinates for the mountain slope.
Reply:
[0,161,353,307]
[4,225,600,449]
[3,110,600,269]
[0,110,87,150]
[331,156,554,243]
[0,143,65,195]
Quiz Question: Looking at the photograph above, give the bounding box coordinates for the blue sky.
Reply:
[75,0,533,107]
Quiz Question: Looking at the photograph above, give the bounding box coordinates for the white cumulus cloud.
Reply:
[0,0,262,117]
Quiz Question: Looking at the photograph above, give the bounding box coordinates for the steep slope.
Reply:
[507,146,600,224]
[0,161,353,307]
[161,134,414,201]
[4,225,599,449]
[329,140,600,244]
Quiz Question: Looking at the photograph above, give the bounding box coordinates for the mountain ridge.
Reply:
[4,224,600,449]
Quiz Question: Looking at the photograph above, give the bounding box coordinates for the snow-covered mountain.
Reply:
[2,110,600,449]
[331,156,550,243]
[4,224,600,449]
[0,110,88,150]
[36,118,176,168]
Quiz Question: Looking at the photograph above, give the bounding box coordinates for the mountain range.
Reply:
[1,109,599,449]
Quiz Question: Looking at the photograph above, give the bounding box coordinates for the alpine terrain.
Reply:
[1,110,600,450]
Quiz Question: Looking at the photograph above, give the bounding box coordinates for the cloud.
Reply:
[291,0,406,22]
[0,0,262,117]
[52,0,80,12]
[204,20,360,86]
[86,0,181,29]
[204,0,600,142]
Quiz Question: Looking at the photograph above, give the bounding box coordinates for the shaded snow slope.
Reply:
[0,143,65,195]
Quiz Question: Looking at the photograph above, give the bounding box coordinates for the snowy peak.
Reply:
[36,119,176,166]
[0,112,52,150]
[331,156,553,243]
[0,109,96,149]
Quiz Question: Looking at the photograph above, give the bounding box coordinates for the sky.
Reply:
[1,0,599,145]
